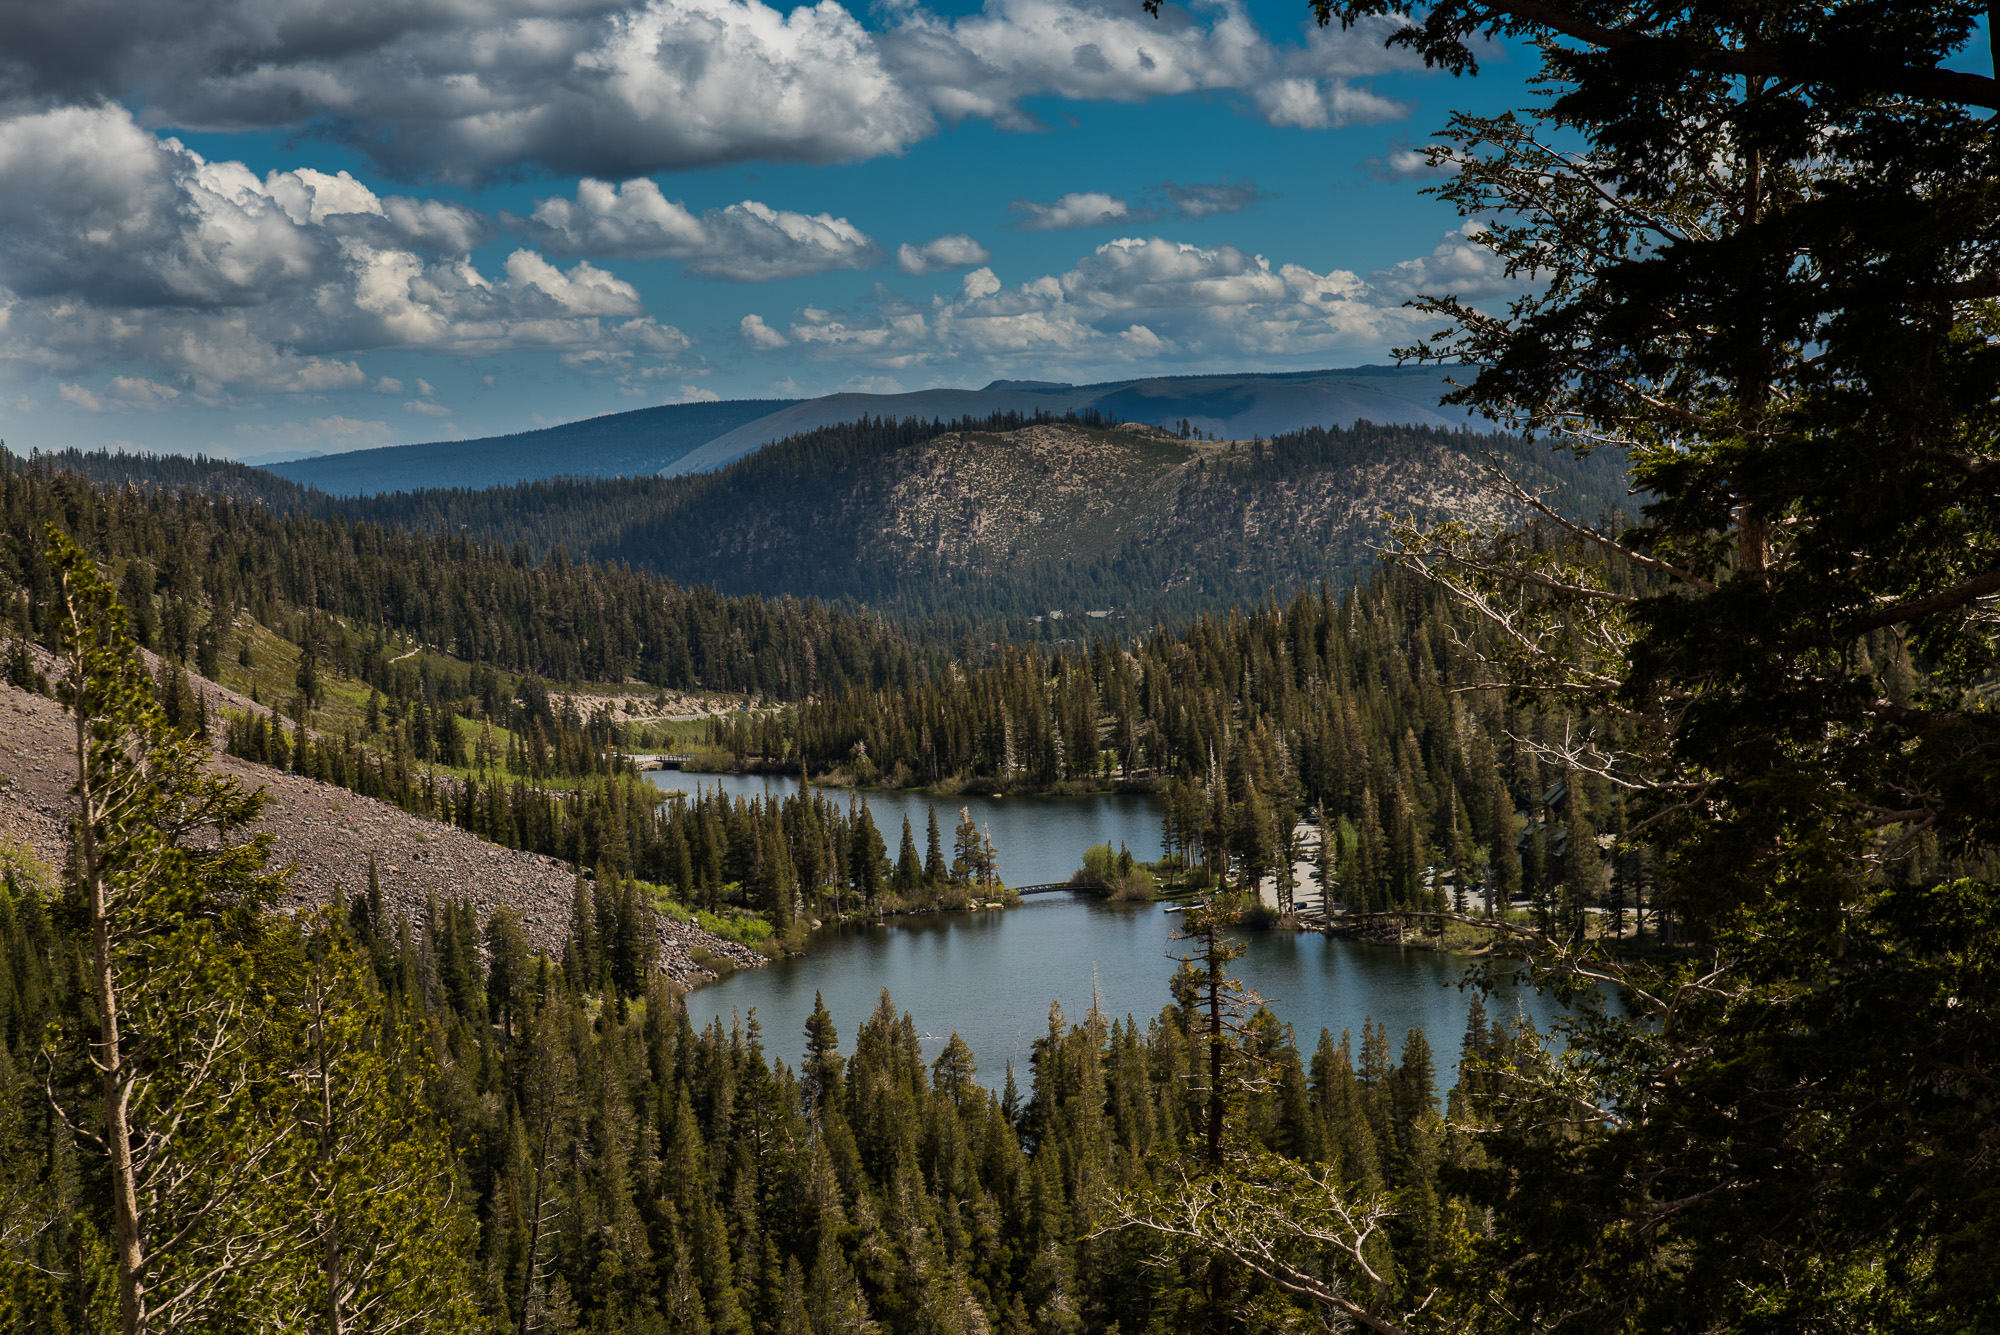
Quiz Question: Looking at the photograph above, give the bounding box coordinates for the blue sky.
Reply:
[0,0,1541,458]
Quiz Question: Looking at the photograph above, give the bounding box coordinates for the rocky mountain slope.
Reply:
[570,416,1625,628]
[0,662,760,988]
[21,411,1626,632]
[866,422,1522,582]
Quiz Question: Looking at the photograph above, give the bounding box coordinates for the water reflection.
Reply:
[687,892,1560,1093]
[644,771,1164,888]
[651,771,1566,1091]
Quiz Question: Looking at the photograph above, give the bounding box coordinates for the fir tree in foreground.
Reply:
[1310,0,2000,1327]
[0,531,479,1334]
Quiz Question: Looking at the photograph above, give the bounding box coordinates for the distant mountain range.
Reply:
[234,447,328,468]
[266,399,793,496]
[268,366,1482,496]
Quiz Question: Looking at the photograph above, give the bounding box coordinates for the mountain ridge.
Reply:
[333,413,1623,633]
[267,366,1484,496]
[267,397,796,495]
[22,409,1622,635]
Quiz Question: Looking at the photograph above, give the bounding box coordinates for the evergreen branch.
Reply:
[1101,1161,1419,1335]
[1479,459,1718,593]
[1844,565,2000,636]
[1355,1,2000,110]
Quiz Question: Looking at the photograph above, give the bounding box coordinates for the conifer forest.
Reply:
[5,3,2000,1334]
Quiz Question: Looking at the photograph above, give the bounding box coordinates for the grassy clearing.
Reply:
[694,909,773,949]
[645,881,778,950]
[204,610,752,771]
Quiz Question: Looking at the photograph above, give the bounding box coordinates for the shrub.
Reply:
[1073,843,1157,902]
[688,946,736,976]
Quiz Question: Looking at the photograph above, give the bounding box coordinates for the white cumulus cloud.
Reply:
[514,178,882,280]
[1367,222,1514,302]
[896,233,992,276]
[1009,178,1270,230]
[1359,136,1463,182]
[739,313,791,350]
[1009,191,1129,231]
[0,105,692,405]
[0,0,1416,182]
[754,223,1520,378]
[881,0,1409,139]
[58,383,104,412]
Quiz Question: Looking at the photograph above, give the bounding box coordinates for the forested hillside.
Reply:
[743,570,1680,930]
[0,450,933,698]
[21,410,1628,635]
[327,414,1627,631]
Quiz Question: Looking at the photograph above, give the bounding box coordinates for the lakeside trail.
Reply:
[0,660,761,989]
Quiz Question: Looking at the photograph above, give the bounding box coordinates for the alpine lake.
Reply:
[646,772,1576,1090]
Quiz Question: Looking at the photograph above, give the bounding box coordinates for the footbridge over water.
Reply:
[624,753,696,771]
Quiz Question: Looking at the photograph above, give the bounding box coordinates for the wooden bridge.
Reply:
[1013,881,1105,896]
[624,753,695,771]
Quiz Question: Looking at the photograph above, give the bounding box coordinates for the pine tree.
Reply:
[568,868,598,986]
[848,806,886,903]
[486,908,534,1038]
[803,992,845,1116]
[893,816,923,900]
[923,805,945,888]
[1564,806,1609,944]
[950,808,981,888]
[289,916,482,1334]
[980,823,1000,893]
[515,1006,581,1335]
[47,527,296,1335]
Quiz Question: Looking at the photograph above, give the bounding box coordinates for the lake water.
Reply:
[645,771,1163,887]
[648,771,1568,1089]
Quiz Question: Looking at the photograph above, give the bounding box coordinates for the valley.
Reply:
[4,3,1986,1331]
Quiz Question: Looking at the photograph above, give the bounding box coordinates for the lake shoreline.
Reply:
[689,889,1537,988]
[680,891,1573,1090]
[673,761,1165,801]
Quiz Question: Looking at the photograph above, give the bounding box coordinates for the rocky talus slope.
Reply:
[0,666,760,988]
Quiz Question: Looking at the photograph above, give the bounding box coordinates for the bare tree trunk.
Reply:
[517,1107,554,1335]
[1735,503,1771,581]
[73,647,148,1335]
[313,977,346,1335]
[1206,892,1229,1335]
[1736,67,1772,587]
[1207,914,1225,1171]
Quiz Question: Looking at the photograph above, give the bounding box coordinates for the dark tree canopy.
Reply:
[1311,1,2000,1330]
